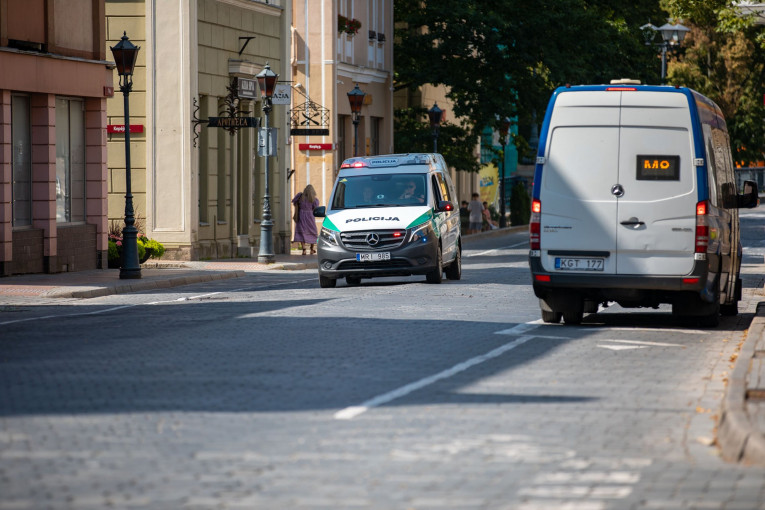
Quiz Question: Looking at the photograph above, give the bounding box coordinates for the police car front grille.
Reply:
[337,259,413,271]
[340,230,406,251]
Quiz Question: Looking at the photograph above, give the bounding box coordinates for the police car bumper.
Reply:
[317,235,439,279]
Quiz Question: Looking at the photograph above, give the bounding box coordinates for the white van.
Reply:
[529,82,759,326]
[313,153,462,288]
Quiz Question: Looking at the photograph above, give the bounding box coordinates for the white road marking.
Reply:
[494,320,542,336]
[465,240,528,258]
[606,339,685,347]
[597,345,646,351]
[334,334,537,420]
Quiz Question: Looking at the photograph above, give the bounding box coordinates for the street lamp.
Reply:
[347,83,366,157]
[256,62,279,263]
[110,32,141,279]
[428,102,443,153]
[641,21,690,82]
[498,117,511,229]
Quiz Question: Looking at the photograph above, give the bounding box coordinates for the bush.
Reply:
[510,182,531,226]
[107,220,164,268]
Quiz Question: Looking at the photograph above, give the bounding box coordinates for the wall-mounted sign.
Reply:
[238,78,257,99]
[258,127,277,156]
[299,143,333,151]
[107,124,144,134]
[207,117,260,128]
[289,99,330,136]
[271,84,291,105]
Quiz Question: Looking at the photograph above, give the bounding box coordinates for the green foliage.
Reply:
[665,0,765,164]
[394,0,666,144]
[510,182,531,226]
[394,107,481,172]
[138,237,166,259]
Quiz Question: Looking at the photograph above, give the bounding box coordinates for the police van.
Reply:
[529,81,759,326]
[313,153,462,288]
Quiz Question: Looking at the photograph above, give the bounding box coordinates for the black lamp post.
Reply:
[641,21,690,82]
[428,102,443,153]
[110,32,141,279]
[256,62,278,263]
[498,117,511,228]
[347,83,366,157]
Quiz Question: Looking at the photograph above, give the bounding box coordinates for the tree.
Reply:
[666,0,765,164]
[394,0,667,148]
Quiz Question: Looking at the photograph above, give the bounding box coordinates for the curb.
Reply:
[43,270,246,299]
[718,301,765,465]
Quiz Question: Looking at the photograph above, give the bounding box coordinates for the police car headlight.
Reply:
[320,227,339,246]
[408,222,432,244]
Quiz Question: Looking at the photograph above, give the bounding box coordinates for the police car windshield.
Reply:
[331,174,427,209]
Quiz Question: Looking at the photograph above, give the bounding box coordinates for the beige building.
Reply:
[106,0,291,260]
[290,0,394,210]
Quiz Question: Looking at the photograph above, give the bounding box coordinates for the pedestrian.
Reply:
[467,193,484,235]
[459,200,470,234]
[292,184,320,255]
[482,201,498,230]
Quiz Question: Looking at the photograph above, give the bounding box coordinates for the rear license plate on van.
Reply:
[357,252,391,262]
[555,257,604,271]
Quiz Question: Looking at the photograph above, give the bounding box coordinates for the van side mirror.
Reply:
[437,200,454,212]
[737,180,760,209]
[313,206,326,217]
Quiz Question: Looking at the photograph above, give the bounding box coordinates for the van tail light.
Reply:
[530,199,542,250]
[695,200,709,253]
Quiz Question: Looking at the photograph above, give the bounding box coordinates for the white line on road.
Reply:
[335,326,542,420]
[606,339,685,347]
[466,240,528,258]
[494,320,543,336]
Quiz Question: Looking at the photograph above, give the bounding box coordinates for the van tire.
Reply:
[542,310,562,323]
[426,248,443,284]
[445,248,462,280]
[319,275,337,288]
[563,310,583,325]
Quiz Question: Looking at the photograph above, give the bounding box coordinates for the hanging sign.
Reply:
[271,84,291,105]
[289,99,330,136]
[238,78,257,99]
[207,117,260,128]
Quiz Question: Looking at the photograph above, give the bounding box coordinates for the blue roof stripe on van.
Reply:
[534,84,713,202]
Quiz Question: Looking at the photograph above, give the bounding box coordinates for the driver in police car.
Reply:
[399,181,425,204]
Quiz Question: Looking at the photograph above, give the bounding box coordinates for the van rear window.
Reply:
[636,155,680,181]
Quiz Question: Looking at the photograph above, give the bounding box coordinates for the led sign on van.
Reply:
[636,155,680,181]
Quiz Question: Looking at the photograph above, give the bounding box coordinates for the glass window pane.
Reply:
[69,99,86,222]
[56,98,70,222]
[11,95,32,227]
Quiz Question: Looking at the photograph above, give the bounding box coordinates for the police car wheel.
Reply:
[319,275,337,288]
[445,248,461,280]
[426,248,443,284]
[346,276,362,286]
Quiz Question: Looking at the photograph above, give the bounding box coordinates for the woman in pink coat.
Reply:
[292,184,320,255]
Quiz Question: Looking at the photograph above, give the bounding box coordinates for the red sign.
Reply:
[107,125,144,134]
[299,143,333,151]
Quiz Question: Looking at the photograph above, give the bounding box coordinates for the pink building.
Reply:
[0,0,112,275]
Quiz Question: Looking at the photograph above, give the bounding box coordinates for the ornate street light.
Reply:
[347,83,366,157]
[498,117,511,228]
[110,32,141,279]
[427,102,443,153]
[641,21,690,82]
[256,62,279,263]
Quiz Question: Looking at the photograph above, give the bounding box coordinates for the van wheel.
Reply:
[563,311,583,325]
[720,301,738,316]
[346,276,361,286]
[445,248,462,280]
[319,275,336,288]
[426,248,443,284]
[542,310,562,323]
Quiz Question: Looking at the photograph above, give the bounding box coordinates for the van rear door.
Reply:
[615,91,696,276]
[540,91,620,275]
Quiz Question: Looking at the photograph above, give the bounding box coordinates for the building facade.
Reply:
[290,0,394,212]
[106,0,290,260]
[0,0,112,276]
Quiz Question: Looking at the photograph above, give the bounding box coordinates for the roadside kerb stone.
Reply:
[718,301,765,465]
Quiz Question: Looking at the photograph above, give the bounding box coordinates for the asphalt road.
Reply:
[1,209,765,509]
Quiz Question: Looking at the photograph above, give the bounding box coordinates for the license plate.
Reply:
[356,252,391,262]
[555,257,604,271]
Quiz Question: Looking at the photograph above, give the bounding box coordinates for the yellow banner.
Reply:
[478,163,498,204]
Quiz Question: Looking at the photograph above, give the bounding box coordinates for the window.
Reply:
[55,98,86,223]
[371,117,380,155]
[11,95,32,227]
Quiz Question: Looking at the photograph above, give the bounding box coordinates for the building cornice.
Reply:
[337,62,390,85]
[216,0,282,16]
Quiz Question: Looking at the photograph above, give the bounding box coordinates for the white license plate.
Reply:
[555,257,604,271]
[356,252,391,262]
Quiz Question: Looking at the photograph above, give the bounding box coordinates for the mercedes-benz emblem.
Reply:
[366,233,380,246]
